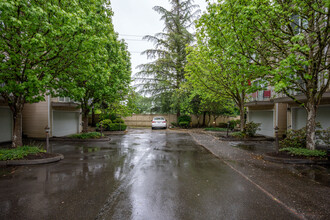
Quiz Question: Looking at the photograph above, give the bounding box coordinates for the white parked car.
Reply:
[151,116,167,129]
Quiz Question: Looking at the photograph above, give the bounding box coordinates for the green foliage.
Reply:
[69,132,103,139]
[204,127,227,132]
[0,0,132,146]
[196,0,329,149]
[229,120,240,130]
[232,132,245,139]
[113,118,125,124]
[279,148,327,158]
[244,121,261,137]
[178,115,192,123]
[0,146,45,161]
[108,123,127,131]
[136,0,199,115]
[133,93,153,114]
[99,119,112,130]
[179,121,190,128]
[319,128,330,146]
[280,128,307,148]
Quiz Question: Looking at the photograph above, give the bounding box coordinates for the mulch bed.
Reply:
[19,152,59,160]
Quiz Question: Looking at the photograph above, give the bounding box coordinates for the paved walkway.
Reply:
[188,130,330,220]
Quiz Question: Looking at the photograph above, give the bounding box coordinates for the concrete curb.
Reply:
[50,137,111,142]
[262,154,329,165]
[0,153,64,166]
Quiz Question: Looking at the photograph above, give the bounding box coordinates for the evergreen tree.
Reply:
[136,0,200,117]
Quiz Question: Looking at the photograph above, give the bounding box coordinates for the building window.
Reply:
[58,97,71,102]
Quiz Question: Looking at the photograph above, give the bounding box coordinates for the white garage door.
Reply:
[292,106,330,130]
[249,110,274,137]
[53,111,79,137]
[0,108,12,143]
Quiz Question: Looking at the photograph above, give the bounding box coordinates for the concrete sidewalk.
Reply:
[189,130,330,220]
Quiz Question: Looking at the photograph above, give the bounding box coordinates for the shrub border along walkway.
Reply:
[0,153,64,166]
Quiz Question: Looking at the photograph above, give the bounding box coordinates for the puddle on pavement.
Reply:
[75,146,106,153]
[230,142,275,154]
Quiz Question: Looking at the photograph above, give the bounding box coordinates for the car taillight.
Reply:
[152,121,155,123]
[162,121,166,123]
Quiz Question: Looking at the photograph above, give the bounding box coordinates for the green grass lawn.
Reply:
[204,127,229,132]
[69,132,104,139]
[0,146,45,161]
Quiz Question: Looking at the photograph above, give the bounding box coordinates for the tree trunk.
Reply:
[213,115,219,127]
[207,112,211,127]
[91,106,96,127]
[202,111,206,127]
[239,102,245,132]
[176,109,180,123]
[305,102,317,150]
[82,110,90,133]
[196,115,200,128]
[12,111,23,148]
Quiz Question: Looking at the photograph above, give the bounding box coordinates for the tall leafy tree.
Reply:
[56,37,131,132]
[0,0,120,147]
[185,33,262,131]
[206,0,329,150]
[136,0,200,117]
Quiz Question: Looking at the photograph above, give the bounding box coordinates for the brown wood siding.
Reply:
[22,100,49,138]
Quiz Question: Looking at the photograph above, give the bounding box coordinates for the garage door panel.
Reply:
[293,106,330,130]
[53,111,79,137]
[249,111,274,137]
[0,108,12,143]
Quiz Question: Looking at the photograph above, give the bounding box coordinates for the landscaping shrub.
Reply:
[178,115,191,128]
[108,123,127,131]
[179,121,190,128]
[280,128,306,148]
[243,121,261,137]
[280,123,325,148]
[0,146,45,161]
[279,147,327,157]
[205,127,227,131]
[232,131,245,138]
[319,127,330,146]
[70,132,103,139]
[98,119,112,130]
[113,118,125,124]
[178,115,191,123]
[228,120,239,130]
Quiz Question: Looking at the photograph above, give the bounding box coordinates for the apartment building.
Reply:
[0,96,82,143]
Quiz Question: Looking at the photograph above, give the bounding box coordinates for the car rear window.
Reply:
[154,117,165,120]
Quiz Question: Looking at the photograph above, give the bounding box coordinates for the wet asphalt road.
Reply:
[0,128,299,220]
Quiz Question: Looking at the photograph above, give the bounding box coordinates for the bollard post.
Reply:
[45,126,50,153]
[227,122,230,137]
[275,126,279,153]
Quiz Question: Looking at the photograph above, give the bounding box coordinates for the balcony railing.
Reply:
[248,90,273,102]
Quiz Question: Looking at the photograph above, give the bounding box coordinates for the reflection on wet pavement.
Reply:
[0,128,301,219]
[229,141,275,154]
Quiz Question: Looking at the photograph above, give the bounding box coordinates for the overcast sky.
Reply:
[111,0,210,77]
